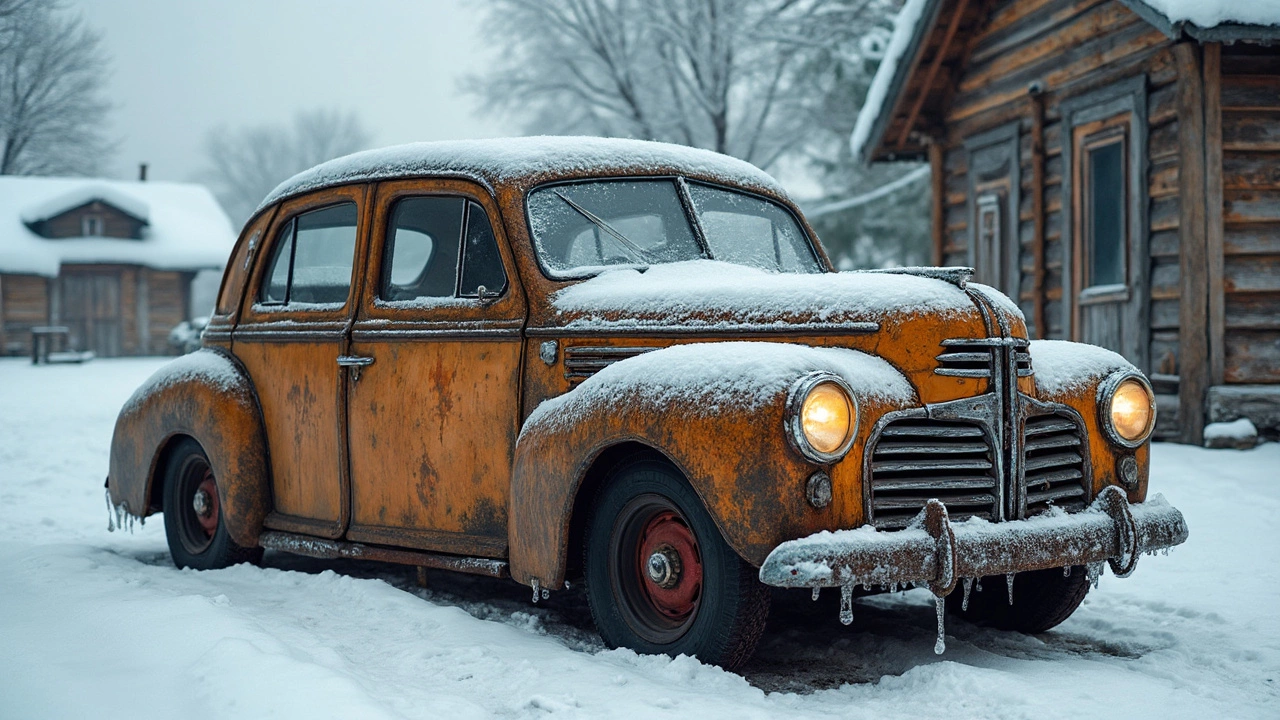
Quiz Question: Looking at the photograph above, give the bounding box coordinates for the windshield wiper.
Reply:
[553,190,655,264]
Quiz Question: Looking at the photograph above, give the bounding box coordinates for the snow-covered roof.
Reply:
[0,177,236,278]
[259,136,788,214]
[850,0,935,163]
[853,0,1280,164]
[1124,0,1280,40]
[20,183,151,225]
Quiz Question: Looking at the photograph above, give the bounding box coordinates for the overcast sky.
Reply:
[69,0,513,183]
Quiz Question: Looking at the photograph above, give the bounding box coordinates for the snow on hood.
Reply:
[525,341,916,435]
[1029,340,1137,395]
[0,176,235,278]
[550,260,979,330]
[259,136,787,214]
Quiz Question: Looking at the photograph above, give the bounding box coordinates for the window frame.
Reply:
[1076,121,1130,301]
[81,214,105,237]
[239,184,369,324]
[358,178,522,325]
[522,175,824,281]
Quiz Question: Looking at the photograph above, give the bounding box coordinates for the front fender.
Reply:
[107,349,270,548]
[507,341,917,588]
[1028,340,1151,501]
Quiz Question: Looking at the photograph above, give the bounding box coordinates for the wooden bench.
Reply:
[30,326,95,365]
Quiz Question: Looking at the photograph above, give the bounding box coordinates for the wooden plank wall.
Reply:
[0,274,50,356]
[147,270,189,354]
[38,202,146,239]
[938,0,1178,431]
[1219,47,1280,385]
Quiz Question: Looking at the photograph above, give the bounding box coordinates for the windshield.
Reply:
[527,178,822,277]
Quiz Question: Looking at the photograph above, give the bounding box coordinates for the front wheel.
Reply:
[945,565,1090,633]
[162,437,262,570]
[583,457,769,669]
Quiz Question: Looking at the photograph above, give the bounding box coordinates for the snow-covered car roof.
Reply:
[258,136,790,215]
[0,176,236,278]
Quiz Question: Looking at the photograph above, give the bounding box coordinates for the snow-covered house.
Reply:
[0,177,235,357]
[853,0,1280,444]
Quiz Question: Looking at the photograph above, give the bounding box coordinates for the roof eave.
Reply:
[1119,0,1280,44]
[859,0,946,166]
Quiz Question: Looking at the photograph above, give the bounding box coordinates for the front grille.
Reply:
[867,412,1090,528]
[868,419,999,529]
[1023,413,1088,515]
[935,338,1033,378]
[563,345,654,380]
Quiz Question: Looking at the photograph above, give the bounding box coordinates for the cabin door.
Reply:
[964,123,1022,302]
[344,180,525,558]
[59,270,121,357]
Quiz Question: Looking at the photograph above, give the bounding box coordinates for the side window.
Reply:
[459,201,507,297]
[259,203,358,306]
[380,196,507,302]
[381,197,464,301]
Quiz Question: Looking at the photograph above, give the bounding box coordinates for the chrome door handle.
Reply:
[337,355,375,381]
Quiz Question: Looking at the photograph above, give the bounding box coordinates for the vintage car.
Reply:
[108,137,1187,669]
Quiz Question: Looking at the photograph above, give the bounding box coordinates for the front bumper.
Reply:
[759,486,1188,596]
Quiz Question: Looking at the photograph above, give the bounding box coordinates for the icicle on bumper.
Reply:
[757,487,1188,652]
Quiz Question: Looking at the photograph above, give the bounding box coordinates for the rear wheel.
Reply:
[584,457,769,669]
[162,437,262,570]
[945,565,1089,633]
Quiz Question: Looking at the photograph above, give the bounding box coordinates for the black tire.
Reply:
[162,437,262,570]
[583,457,770,670]
[945,565,1090,633]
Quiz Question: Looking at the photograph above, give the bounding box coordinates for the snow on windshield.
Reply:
[527,178,820,278]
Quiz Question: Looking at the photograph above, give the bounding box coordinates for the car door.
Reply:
[344,178,526,558]
[234,185,368,539]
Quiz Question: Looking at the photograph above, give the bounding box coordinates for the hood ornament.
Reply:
[859,266,973,289]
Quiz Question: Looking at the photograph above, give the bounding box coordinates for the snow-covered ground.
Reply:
[1,358,1277,719]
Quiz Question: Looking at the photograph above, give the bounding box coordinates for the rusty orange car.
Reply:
[108,137,1187,669]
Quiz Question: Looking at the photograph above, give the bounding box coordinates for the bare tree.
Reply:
[475,0,851,170]
[0,0,114,176]
[199,108,372,226]
[472,0,929,268]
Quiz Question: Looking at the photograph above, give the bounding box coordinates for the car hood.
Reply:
[546,261,1029,403]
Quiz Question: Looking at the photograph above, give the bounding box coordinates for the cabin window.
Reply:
[259,202,359,306]
[81,214,105,236]
[974,192,1004,288]
[1082,129,1127,290]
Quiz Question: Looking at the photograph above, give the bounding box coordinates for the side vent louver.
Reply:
[563,346,655,380]
[1023,413,1088,515]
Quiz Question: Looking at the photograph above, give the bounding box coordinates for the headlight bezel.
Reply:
[785,372,858,464]
[1097,371,1156,448]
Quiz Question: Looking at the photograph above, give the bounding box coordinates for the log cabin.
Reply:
[853,0,1280,444]
[0,177,235,357]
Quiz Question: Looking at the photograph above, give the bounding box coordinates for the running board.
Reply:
[258,530,510,578]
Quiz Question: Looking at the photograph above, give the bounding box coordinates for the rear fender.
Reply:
[507,342,917,588]
[107,349,270,548]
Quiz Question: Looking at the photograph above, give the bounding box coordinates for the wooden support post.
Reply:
[930,142,945,267]
[1203,43,1225,386]
[1174,43,1208,445]
[1030,91,1047,339]
[416,566,429,588]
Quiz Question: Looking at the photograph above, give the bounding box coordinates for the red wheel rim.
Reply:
[194,471,219,537]
[609,493,704,644]
[636,510,703,620]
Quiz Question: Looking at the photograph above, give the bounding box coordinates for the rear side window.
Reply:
[259,203,359,306]
[380,197,508,302]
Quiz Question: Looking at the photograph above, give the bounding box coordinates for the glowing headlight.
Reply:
[787,373,857,463]
[1099,373,1155,446]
